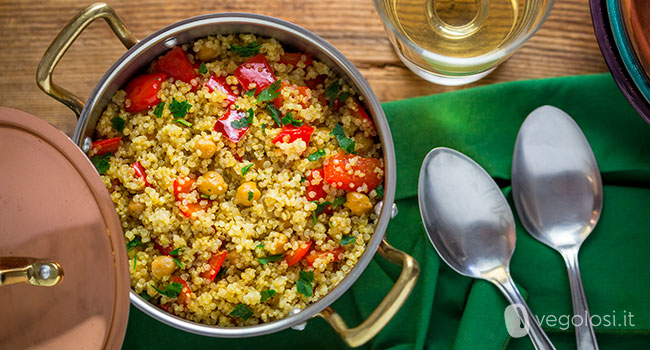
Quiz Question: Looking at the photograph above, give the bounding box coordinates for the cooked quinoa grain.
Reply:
[92,34,384,326]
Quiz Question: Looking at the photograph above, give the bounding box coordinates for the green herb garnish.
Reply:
[112,116,125,132]
[139,291,151,301]
[300,176,306,183]
[175,118,192,127]
[260,289,276,302]
[332,196,346,206]
[133,254,137,270]
[312,211,317,225]
[91,153,111,175]
[267,105,282,127]
[230,41,261,57]
[296,271,314,297]
[258,254,283,265]
[153,282,183,298]
[255,244,264,249]
[330,123,356,154]
[324,80,340,107]
[216,266,229,279]
[338,91,351,104]
[257,80,281,103]
[127,237,144,252]
[281,112,303,127]
[341,235,356,245]
[198,62,208,74]
[231,108,255,129]
[241,163,254,175]
[169,98,192,118]
[153,102,165,118]
[375,185,384,199]
[245,88,257,97]
[307,149,326,162]
[230,303,254,320]
[201,194,211,199]
[312,201,331,215]
[261,123,266,131]
[169,247,184,256]
[247,191,254,201]
[173,258,183,269]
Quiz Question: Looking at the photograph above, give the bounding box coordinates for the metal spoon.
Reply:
[512,105,601,350]
[418,147,555,350]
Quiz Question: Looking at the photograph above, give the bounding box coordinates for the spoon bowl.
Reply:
[512,105,602,350]
[418,147,555,350]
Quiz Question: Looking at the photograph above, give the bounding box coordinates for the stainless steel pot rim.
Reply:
[73,12,397,337]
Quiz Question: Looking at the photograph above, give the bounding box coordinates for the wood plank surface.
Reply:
[0,0,606,136]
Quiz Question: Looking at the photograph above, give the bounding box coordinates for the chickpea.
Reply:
[196,137,217,159]
[127,198,145,217]
[151,256,176,279]
[354,132,374,154]
[345,192,373,215]
[268,234,288,255]
[196,45,219,61]
[197,171,228,196]
[235,182,261,206]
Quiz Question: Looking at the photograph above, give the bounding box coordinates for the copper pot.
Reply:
[36,3,419,347]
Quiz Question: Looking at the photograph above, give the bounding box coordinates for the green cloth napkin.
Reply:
[123,73,650,350]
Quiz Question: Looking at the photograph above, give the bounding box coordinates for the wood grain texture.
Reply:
[0,0,606,136]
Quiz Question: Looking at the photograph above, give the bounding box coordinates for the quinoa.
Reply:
[92,34,384,326]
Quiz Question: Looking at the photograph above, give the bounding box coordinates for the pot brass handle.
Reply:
[36,2,138,118]
[0,257,63,287]
[318,239,419,348]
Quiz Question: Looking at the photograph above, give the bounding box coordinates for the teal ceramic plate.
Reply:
[607,0,650,104]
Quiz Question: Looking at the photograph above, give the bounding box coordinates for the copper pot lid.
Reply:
[0,107,129,349]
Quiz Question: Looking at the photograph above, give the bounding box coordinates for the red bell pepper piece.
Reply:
[173,177,211,217]
[154,47,198,87]
[305,247,344,267]
[233,54,276,94]
[153,239,174,256]
[213,109,250,143]
[272,124,314,145]
[132,162,152,187]
[305,168,327,202]
[171,276,192,304]
[91,137,121,156]
[279,52,313,67]
[324,153,383,193]
[273,82,311,109]
[305,75,326,90]
[124,73,167,113]
[200,251,228,281]
[205,74,238,105]
[349,100,376,134]
[284,241,312,266]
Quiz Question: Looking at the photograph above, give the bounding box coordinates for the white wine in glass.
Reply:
[374,0,554,85]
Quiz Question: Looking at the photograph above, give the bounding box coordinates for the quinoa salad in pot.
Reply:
[89,34,385,326]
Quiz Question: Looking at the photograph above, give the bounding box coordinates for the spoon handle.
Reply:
[492,274,556,350]
[561,247,599,350]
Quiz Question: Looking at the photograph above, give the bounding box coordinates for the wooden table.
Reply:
[0,0,606,137]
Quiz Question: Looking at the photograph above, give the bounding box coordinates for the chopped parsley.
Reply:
[324,80,340,107]
[175,118,192,127]
[169,247,184,256]
[261,123,266,131]
[255,244,265,250]
[198,62,208,74]
[338,91,351,104]
[332,196,346,206]
[153,102,165,118]
[245,88,257,97]
[231,41,261,57]
[139,291,151,301]
[133,254,137,270]
[230,303,254,320]
[300,176,306,183]
[169,98,192,118]
[91,153,111,175]
[216,266,229,279]
[231,108,255,129]
[126,237,145,252]
[296,270,314,297]
[112,116,125,132]
[307,149,326,161]
[281,112,303,127]
[267,105,282,127]
[258,254,283,265]
[330,123,356,154]
[247,191,254,201]
[153,282,183,298]
[241,163,254,175]
[201,194,211,199]
[375,185,384,199]
[260,289,276,302]
[257,80,281,103]
[341,235,356,245]
[312,201,331,215]
[173,258,183,269]
[312,211,317,225]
